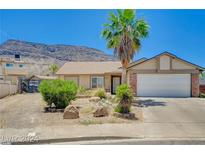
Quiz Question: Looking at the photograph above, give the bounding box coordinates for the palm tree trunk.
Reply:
[121,67,127,84]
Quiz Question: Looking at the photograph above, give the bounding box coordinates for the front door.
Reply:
[111,76,121,94]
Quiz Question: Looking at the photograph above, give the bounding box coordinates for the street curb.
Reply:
[88,138,205,145]
[9,136,139,145]
[4,137,205,145]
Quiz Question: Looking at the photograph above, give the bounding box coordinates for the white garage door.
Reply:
[137,74,191,97]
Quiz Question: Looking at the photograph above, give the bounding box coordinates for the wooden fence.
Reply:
[0,80,18,98]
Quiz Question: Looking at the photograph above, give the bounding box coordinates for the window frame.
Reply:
[91,75,104,89]
[19,64,24,68]
[5,63,14,68]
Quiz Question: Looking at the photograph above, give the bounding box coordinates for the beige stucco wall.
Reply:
[160,55,170,70]
[64,75,79,85]
[130,59,157,70]
[4,76,19,84]
[104,75,111,92]
[127,71,130,85]
[4,68,28,76]
[2,62,28,76]
[172,59,195,70]
[0,64,2,75]
[79,75,90,89]
[0,80,18,98]
[59,74,113,90]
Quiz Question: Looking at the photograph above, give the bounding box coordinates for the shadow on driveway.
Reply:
[132,99,167,108]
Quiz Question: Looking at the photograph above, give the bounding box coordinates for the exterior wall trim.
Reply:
[170,57,173,70]
[90,74,105,89]
[127,52,205,71]
[129,69,199,74]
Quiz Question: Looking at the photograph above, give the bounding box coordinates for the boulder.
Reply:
[63,105,79,119]
[89,97,100,103]
[93,106,109,117]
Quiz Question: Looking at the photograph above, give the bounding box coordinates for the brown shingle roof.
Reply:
[56,61,122,75]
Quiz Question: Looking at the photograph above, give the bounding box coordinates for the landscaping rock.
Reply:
[89,97,100,103]
[93,106,109,117]
[63,105,79,119]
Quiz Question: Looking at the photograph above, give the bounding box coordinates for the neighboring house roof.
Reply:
[127,51,205,71]
[28,75,57,80]
[56,61,122,75]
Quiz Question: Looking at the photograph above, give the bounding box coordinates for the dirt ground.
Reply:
[0,93,142,129]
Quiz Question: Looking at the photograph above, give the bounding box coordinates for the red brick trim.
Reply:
[130,73,137,95]
[191,73,200,97]
[200,85,205,94]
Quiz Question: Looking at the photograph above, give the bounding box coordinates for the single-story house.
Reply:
[56,61,122,94]
[56,52,205,97]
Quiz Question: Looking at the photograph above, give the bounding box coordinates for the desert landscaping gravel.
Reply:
[0,93,142,129]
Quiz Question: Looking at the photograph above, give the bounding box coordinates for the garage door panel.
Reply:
[137,74,191,97]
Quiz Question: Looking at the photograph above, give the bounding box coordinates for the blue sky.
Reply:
[0,9,205,67]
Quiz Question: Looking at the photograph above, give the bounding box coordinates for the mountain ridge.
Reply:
[0,39,117,75]
[0,39,116,62]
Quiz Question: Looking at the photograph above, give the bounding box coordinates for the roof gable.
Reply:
[128,52,205,71]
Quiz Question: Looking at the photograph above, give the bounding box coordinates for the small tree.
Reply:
[49,64,59,76]
[115,84,133,114]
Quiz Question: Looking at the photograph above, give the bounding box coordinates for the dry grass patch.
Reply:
[79,119,103,125]
[80,105,95,114]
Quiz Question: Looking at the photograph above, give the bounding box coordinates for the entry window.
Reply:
[91,76,104,88]
[5,63,14,68]
[19,64,24,68]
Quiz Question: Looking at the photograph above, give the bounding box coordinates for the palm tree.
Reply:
[49,64,59,76]
[102,9,149,83]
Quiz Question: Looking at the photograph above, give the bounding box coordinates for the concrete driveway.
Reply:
[135,97,205,138]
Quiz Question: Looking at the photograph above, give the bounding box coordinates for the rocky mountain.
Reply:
[0,39,116,75]
[0,39,116,63]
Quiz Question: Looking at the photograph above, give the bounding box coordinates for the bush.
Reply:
[78,86,87,95]
[116,84,133,101]
[38,79,78,109]
[200,93,205,98]
[95,89,106,99]
[115,84,133,114]
[114,105,130,113]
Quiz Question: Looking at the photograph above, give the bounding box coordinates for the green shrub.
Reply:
[38,79,78,109]
[115,84,133,113]
[116,84,133,101]
[95,89,106,99]
[78,86,86,95]
[114,105,130,113]
[200,93,205,98]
